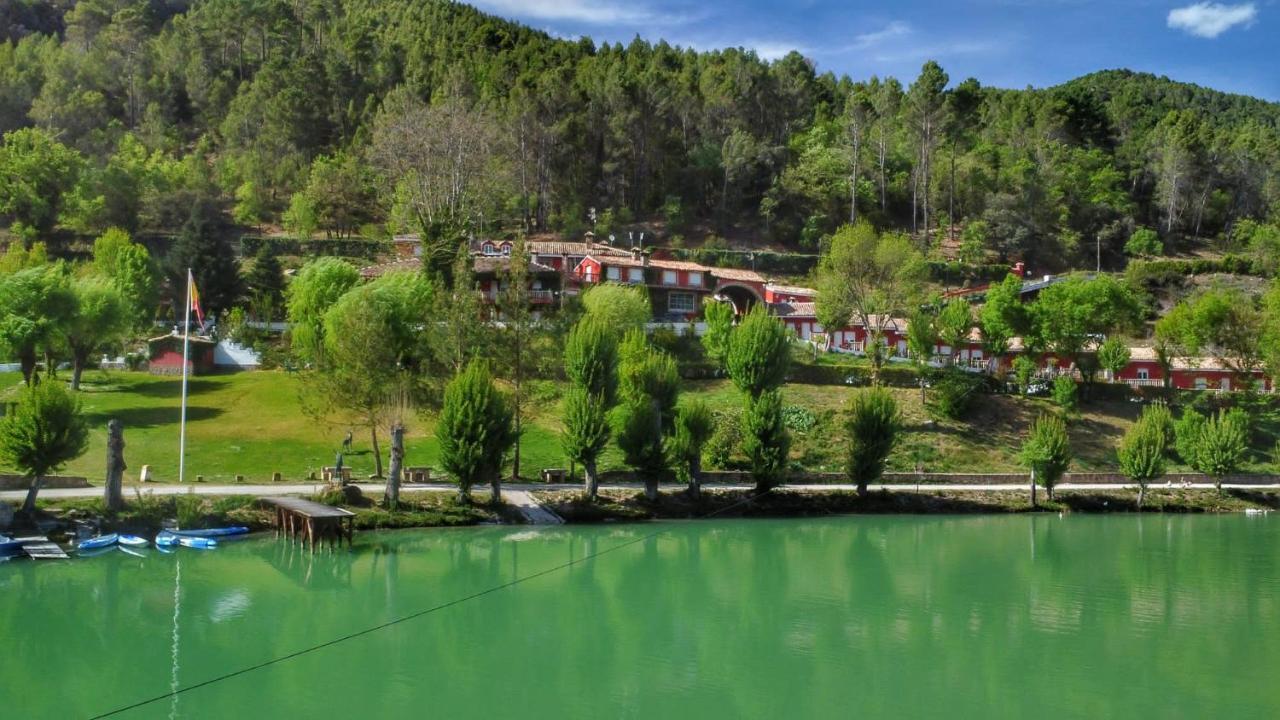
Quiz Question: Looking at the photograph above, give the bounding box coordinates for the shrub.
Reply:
[1012,356,1038,395]
[1021,413,1071,503]
[1052,376,1078,412]
[926,370,984,420]
[705,410,742,469]
[741,389,790,492]
[1174,409,1208,466]
[844,387,902,495]
[781,404,817,432]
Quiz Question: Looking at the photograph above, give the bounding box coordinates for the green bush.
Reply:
[781,404,817,432]
[926,371,984,421]
[704,410,742,469]
[1052,376,1078,412]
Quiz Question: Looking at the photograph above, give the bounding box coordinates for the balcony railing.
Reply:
[530,290,556,304]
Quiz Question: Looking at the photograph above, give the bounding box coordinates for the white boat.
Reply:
[118,534,150,548]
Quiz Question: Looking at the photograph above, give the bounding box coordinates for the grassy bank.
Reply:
[5,369,1280,484]
[23,489,503,538]
[535,487,1280,522]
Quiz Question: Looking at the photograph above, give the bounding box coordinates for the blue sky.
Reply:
[469,1,1279,100]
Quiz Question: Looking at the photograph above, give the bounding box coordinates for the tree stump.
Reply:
[104,419,126,513]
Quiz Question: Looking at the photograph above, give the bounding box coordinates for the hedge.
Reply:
[239,235,389,259]
[1125,255,1269,287]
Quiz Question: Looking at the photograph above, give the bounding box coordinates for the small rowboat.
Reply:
[157,531,217,550]
[77,533,119,551]
[118,534,150,548]
[174,527,249,538]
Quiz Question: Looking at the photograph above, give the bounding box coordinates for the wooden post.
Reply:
[104,419,126,513]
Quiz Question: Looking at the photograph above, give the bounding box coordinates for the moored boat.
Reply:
[77,533,119,551]
[118,534,149,548]
[0,536,23,558]
[173,526,249,538]
[177,536,217,549]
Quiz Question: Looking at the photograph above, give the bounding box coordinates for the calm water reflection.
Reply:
[1,515,1276,719]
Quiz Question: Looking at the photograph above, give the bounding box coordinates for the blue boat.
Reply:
[0,536,23,558]
[156,531,217,550]
[118,534,149,548]
[77,533,119,551]
[174,526,249,538]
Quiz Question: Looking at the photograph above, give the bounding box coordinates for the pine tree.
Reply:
[166,198,241,316]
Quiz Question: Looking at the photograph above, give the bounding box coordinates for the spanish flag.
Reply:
[187,270,205,327]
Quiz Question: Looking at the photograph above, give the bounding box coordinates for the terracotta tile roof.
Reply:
[529,241,630,257]
[712,267,767,283]
[769,301,816,318]
[359,258,421,278]
[765,283,817,296]
[473,257,558,275]
[591,255,710,271]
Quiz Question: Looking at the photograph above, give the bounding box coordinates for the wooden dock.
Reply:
[18,537,69,559]
[264,497,356,551]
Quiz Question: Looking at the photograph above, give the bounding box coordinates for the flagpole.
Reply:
[179,269,192,483]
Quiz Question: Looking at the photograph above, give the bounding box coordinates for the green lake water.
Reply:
[2,515,1278,719]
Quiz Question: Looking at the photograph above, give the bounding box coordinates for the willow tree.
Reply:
[286,257,360,364]
[1021,413,1071,506]
[1117,405,1169,508]
[816,222,925,380]
[0,380,89,514]
[63,277,129,390]
[309,271,433,478]
[562,317,618,500]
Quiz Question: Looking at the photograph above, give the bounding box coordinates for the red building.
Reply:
[573,251,717,321]
[147,334,216,375]
[1114,347,1271,392]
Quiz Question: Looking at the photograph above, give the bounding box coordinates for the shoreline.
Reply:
[8,486,1277,545]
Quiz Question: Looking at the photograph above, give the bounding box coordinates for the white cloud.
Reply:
[1167,2,1258,39]
[749,41,806,61]
[852,21,913,48]
[471,0,677,25]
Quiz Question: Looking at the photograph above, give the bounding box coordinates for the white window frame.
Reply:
[501,244,511,256]
[662,270,678,286]
[688,271,703,287]
[1137,368,1149,380]
[668,292,696,314]
[1194,377,1208,390]
[606,266,620,281]
[628,268,644,283]
[1220,377,1230,391]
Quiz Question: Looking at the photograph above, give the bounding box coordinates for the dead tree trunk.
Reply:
[104,419,126,513]
[688,454,702,499]
[384,424,404,510]
[583,459,599,501]
[1030,467,1037,508]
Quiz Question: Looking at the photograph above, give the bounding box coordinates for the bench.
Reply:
[405,466,431,483]
[322,466,352,484]
[540,468,568,483]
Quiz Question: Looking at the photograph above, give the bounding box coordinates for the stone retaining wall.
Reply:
[598,469,1280,486]
[0,475,92,491]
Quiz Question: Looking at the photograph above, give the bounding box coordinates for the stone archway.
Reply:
[716,284,762,315]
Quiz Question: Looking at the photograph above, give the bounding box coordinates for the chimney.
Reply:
[631,247,643,261]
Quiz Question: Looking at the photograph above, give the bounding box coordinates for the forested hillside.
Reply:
[1,0,1278,272]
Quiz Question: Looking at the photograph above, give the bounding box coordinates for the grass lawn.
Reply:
[2,369,1278,484]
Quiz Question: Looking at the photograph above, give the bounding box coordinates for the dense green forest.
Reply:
[1,0,1279,273]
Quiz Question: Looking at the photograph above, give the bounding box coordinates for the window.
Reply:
[1194,377,1208,390]
[501,244,511,256]
[1220,377,1230,391]
[688,272,703,286]
[668,292,696,314]
[1137,368,1149,380]
[606,266,620,281]
[481,242,495,255]
[662,270,678,286]
[628,268,644,283]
